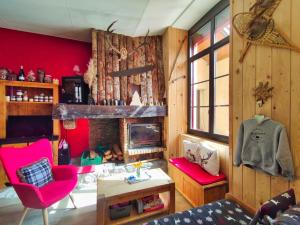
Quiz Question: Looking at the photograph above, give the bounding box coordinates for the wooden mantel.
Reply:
[52,104,167,120]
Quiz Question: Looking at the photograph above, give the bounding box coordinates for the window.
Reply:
[188,0,230,143]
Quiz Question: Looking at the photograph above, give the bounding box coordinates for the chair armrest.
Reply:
[52,165,78,181]
[12,183,44,208]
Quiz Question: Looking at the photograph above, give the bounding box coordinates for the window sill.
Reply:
[187,129,229,144]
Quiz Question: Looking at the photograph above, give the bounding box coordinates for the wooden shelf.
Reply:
[107,206,168,225]
[53,104,167,120]
[7,101,53,105]
[0,80,58,89]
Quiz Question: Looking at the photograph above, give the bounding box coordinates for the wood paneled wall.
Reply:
[230,0,300,209]
[162,27,188,160]
[92,30,165,105]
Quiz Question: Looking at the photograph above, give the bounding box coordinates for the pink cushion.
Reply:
[76,165,95,174]
[169,157,226,185]
[39,180,77,208]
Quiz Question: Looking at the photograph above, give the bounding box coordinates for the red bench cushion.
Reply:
[169,157,226,185]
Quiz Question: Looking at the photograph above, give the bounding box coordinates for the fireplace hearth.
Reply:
[87,117,166,163]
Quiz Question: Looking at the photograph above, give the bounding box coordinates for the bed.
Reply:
[145,194,255,225]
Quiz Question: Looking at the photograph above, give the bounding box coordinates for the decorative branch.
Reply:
[253,81,273,107]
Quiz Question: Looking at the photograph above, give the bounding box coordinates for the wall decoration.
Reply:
[130,91,143,106]
[63,119,77,130]
[105,21,150,62]
[233,0,300,62]
[92,27,165,106]
[253,81,273,107]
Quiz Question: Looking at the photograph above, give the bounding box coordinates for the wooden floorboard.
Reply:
[0,191,192,225]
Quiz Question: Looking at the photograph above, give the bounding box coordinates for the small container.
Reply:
[34,95,39,102]
[16,90,23,96]
[44,74,52,83]
[109,202,132,220]
[23,91,28,101]
[38,96,44,102]
[29,98,34,102]
[49,99,53,103]
[6,96,10,102]
[10,96,16,101]
[17,96,22,102]
[37,69,45,82]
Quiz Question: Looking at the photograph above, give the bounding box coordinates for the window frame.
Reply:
[188,0,230,143]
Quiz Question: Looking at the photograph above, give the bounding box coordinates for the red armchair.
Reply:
[0,139,78,225]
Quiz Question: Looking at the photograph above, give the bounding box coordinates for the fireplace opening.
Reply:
[128,123,162,149]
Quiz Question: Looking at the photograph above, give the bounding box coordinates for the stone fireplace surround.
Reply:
[89,117,166,163]
[53,104,167,162]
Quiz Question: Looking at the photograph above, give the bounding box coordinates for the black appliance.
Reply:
[61,76,88,104]
[128,123,162,149]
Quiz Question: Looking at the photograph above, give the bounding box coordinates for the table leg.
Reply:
[97,194,107,225]
[169,182,175,214]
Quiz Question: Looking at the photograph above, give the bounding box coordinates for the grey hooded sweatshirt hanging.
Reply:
[234,117,294,180]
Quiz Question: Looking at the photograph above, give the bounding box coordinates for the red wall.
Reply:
[0,28,90,157]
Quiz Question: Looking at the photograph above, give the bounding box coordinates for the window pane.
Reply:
[214,106,229,136]
[191,107,209,132]
[215,76,229,105]
[214,7,230,43]
[191,54,210,84]
[214,44,229,78]
[191,22,211,56]
[191,81,209,107]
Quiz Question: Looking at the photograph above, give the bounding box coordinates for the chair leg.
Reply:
[42,208,49,225]
[69,194,77,209]
[18,207,28,225]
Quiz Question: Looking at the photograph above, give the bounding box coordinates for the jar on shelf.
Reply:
[16,90,23,97]
[11,96,16,101]
[34,95,39,102]
[0,68,9,80]
[44,75,52,83]
[23,91,28,101]
[37,69,45,82]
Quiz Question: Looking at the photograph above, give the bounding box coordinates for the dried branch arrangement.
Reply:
[233,0,300,63]
[253,81,273,107]
[84,58,97,104]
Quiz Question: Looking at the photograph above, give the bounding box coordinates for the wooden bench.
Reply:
[167,134,228,207]
[168,158,227,207]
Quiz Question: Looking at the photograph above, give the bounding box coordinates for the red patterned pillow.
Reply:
[249,189,296,225]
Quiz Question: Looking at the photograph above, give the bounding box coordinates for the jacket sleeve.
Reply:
[234,122,244,167]
[276,127,295,180]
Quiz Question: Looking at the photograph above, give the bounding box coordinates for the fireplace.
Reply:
[128,123,162,149]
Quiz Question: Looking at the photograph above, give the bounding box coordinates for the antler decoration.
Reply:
[253,81,273,107]
[233,0,300,63]
[105,20,150,62]
[199,152,213,166]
